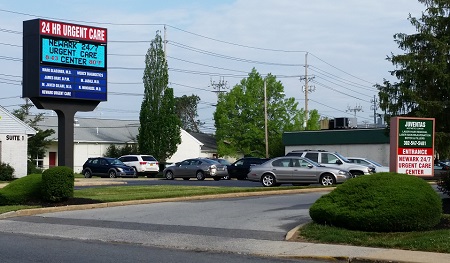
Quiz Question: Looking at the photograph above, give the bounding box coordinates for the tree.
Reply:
[175,94,203,132]
[12,99,55,162]
[138,32,181,162]
[376,0,450,157]
[214,68,306,158]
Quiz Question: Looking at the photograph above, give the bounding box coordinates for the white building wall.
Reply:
[285,143,390,166]
[166,130,202,163]
[0,134,29,178]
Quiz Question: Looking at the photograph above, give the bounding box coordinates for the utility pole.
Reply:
[300,52,315,130]
[264,78,269,158]
[210,76,228,98]
[163,25,167,61]
[346,104,363,117]
[370,95,378,125]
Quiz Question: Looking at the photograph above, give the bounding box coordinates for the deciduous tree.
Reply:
[214,68,307,158]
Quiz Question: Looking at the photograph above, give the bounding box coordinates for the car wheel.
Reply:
[222,175,231,180]
[109,170,117,178]
[165,171,174,180]
[183,178,190,181]
[213,177,221,181]
[132,167,138,178]
[83,169,92,178]
[320,173,336,186]
[261,173,276,187]
[196,171,205,181]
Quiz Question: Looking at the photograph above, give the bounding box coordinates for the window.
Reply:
[304,152,319,162]
[322,153,338,164]
[272,158,291,167]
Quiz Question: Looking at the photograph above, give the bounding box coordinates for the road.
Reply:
[0,192,327,262]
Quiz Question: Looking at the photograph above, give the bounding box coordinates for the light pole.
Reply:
[264,78,269,158]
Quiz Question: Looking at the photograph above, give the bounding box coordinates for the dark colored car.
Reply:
[227,157,270,180]
[82,157,136,178]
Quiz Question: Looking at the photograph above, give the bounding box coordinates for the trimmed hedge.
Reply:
[41,166,74,202]
[309,173,442,232]
[0,174,42,205]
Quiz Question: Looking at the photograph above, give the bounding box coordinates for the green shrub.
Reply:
[27,160,43,175]
[0,162,15,181]
[41,166,74,202]
[309,173,442,232]
[437,171,450,197]
[0,174,42,205]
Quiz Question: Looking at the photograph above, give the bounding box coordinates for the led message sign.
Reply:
[23,19,107,102]
[41,37,106,69]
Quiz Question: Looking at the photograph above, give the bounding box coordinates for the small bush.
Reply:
[41,166,74,202]
[309,173,442,232]
[0,174,42,205]
[0,162,15,181]
[27,160,43,175]
[437,171,450,197]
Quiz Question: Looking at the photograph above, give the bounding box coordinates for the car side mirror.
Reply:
[336,160,343,164]
[307,164,313,168]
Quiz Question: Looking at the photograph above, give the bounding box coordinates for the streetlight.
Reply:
[264,79,269,158]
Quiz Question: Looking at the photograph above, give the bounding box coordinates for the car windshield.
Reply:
[109,159,125,165]
[335,152,351,163]
[215,159,231,165]
[368,159,383,167]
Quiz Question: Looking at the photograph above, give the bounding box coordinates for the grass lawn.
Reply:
[296,214,450,254]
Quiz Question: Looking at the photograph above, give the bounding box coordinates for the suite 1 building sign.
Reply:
[23,19,107,102]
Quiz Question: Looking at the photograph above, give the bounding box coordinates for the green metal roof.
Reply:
[283,128,390,146]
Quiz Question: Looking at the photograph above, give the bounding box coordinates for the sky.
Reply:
[0,0,426,133]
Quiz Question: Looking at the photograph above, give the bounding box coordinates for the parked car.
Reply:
[434,161,450,171]
[227,157,270,180]
[118,155,159,177]
[347,157,389,173]
[207,158,232,180]
[247,156,352,187]
[163,158,228,181]
[82,157,136,178]
[286,150,373,176]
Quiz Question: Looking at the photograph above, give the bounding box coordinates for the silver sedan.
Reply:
[247,156,352,187]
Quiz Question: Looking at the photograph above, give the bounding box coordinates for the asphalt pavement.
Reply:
[1,178,449,263]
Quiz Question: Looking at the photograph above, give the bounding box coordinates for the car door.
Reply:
[228,159,244,178]
[175,160,191,177]
[186,159,201,177]
[89,158,101,175]
[291,158,317,182]
[98,158,110,175]
[318,153,341,170]
[270,158,293,182]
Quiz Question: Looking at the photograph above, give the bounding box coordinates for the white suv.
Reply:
[286,150,374,177]
[118,155,159,177]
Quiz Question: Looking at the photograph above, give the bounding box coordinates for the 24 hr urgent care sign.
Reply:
[390,117,435,177]
[40,20,107,43]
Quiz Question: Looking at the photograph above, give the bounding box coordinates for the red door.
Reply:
[49,152,57,167]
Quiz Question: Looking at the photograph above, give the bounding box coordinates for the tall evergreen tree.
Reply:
[138,32,181,162]
[376,0,450,156]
